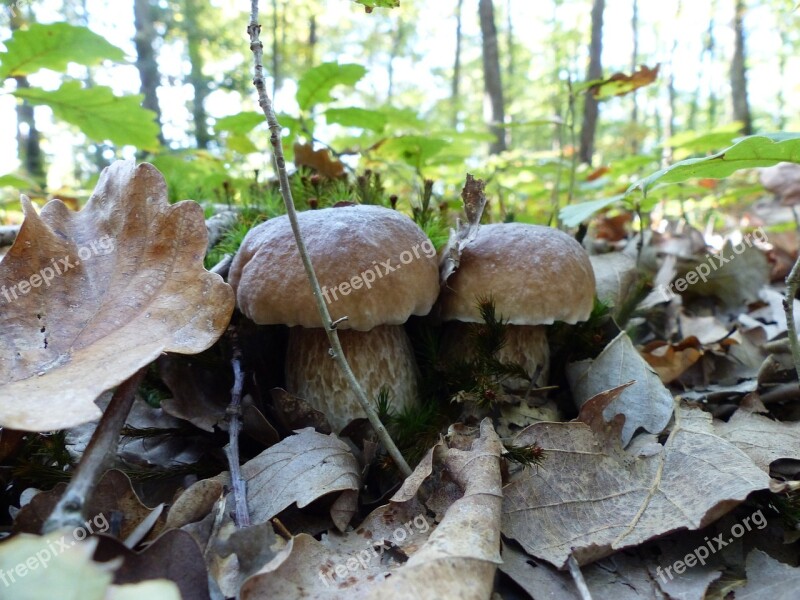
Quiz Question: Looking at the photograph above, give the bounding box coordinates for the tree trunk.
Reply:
[730,0,753,135]
[133,0,165,146]
[387,21,407,101]
[184,0,210,149]
[451,0,464,127]
[478,0,507,155]
[630,0,639,153]
[706,0,718,127]
[307,14,317,68]
[579,0,604,165]
[11,10,44,180]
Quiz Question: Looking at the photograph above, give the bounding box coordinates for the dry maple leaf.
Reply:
[502,399,770,568]
[0,160,234,431]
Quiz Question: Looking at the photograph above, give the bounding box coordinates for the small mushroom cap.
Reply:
[439,223,596,325]
[229,205,439,331]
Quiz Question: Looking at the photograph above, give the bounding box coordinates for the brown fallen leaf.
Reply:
[641,337,704,384]
[241,428,360,532]
[502,400,770,568]
[714,407,800,472]
[0,160,234,431]
[94,529,210,599]
[589,64,660,100]
[737,549,800,598]
[293,142,345,178]
[240,418,504,599]
[567,331,674,445]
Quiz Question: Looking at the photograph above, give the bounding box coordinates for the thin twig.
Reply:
[43,366,147,533]
[246,2,411,477]
[226,325,250,527]
[784,255,800,380]
[567,554,594,600]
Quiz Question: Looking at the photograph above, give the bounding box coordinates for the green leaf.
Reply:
[14,81,160,151]
[295,62,366,112]
[0,22,125,80]
[377,135,450,171]
[325,107,387,132]
[225,133,258,154]
[0,173,37,189]
[559,195,624,227]
[354,0,400,9]
[631,134,800,196]
[214,112,264,135]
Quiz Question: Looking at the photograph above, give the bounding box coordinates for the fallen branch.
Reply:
[247,1,411,477]
[42,366,147,533]
[783,255,800,380]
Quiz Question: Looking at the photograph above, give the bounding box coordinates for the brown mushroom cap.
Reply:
[229,205,439,331]
[439,223,596,325]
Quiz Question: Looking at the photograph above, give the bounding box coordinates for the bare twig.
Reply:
[226,325,250,527]
[43,366,147,533]
[783,255,800,380]
[246,2,411,477]
[567,554,594,600]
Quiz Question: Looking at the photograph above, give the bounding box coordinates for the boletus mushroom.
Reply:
[229,205,439,432]
[439,222,595,387]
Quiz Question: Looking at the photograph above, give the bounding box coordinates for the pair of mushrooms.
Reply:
[229,204,595,432]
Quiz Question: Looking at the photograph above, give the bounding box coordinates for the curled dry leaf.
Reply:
[0,160,234,431]
[502,400,770,569]
[240,419,503,599]
[439,174,486,287]
[567,331,674,445]
[241,428,360,532]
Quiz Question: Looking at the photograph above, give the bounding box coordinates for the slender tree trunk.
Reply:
[133,0,165,146]
[706,0,718,127]
[307,14,317,67]
[451,0,464,127]
[630,0,639,153]
[184,0,210,149]
[479,0,507,154]
[731,0,753,135]
[387,21,406,101]
[271,0,280,97]
[10,11,44,180]
[506,0,514,81]
[776,28,788,130]
[579,0,604,165]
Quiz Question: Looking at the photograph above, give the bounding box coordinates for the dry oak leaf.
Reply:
[736,550,800,599]
[502,401,770,569]
[240,418,504,600]
[0,160,234,431]
[567,331,674,445]
[241,428,361,532]
[714,408,800,472]
[589,64,660,100]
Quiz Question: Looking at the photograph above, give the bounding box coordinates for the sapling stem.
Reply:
[783,254,800,380]
[226,327,250,527]
[43,366,147,533]
[247,2,412,477]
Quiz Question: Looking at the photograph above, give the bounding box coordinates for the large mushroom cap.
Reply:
[440,223,596,325]
[229,205,439,331]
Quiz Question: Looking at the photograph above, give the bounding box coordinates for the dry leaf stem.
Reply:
[42,366,147,533]
[246,2,412,477]
[567,555,593,600]
[784,255,800,380]
[227,328,251,527]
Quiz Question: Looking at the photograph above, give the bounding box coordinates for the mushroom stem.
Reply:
[442,323,550,389]
[286,325,421,433]
[247,5,411,476]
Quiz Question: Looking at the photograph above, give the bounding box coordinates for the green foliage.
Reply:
[326,107,387,132]
[14,82,161,151]
[0,22,125,80]
[295,62,367,113]
[633,133,800,195]
[354,0,400,9]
